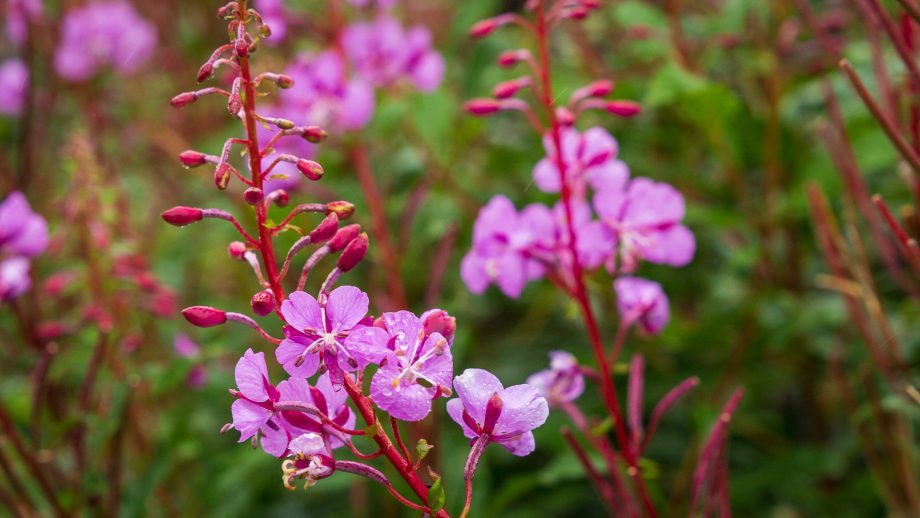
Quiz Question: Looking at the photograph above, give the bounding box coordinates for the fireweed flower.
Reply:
[593,177,695,273]
[342,15,445,92]
[0,257,31,302]
[282,432,335,490]
[550,200,614,271]
[461,195,555,298]
[0,59,27,116]
[447,368,548,456]
[277,373,355,449]
[526,351,584,407]
[256,0,287,43]
[173,333,200,358]
[53,1,156,82]
[5,0,42,46]
[369,310,453,421]
[0,191,48,302]
[230,348,285,452]
[614,276,670,334]
[275,286,388,385]
[532,127,630,197]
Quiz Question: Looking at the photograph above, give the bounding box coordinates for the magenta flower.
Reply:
[0,59,28,116]
[369,310,453,421]
[550,200,614,271]
[53,1,156,82]
[461,195,555,298]
[532,127,630,197]
[593,178,695,272]
[230,348,284,450]
[0,191,48,258]
[526,351,584,407]
[0,257,31,302]
[614,276,670,334]
[275,286,388,385]
[275,373,356,450]
[282,432,335,490]
[172,333,200,358]
[256,0,287,43]
[5,0,42,47]
[446,369,548,456]
[342,15,444,92]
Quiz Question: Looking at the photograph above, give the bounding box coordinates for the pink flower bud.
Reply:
[556,107,575,126]
[182,306,227,327]
[197,63,214,83]
[469,18,499,38]
[214,164,231,190]
[227,94,243,116]
[301,126,328,143]
[421,309,456,343]
[584,80,614,98]
[309,213,339,243]
[170,92,197,108]
[605,100,642,117]
[497,49,529,68]
[337,232,369,272]
[465,99,502,116]
[161,206,204,226]
[277,74,294,88]
[326,201,355,220]
[235,38,249,57]
[568,6,590,20]
[328,224,361,252]
[243,187,264,204]
[492,78,530,100]
[228,241,247,260]
[179,150,209,168]
[297,159,325,180]
[250,290,275,316]
[273,190,290,207]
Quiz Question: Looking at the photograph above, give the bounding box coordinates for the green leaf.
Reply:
[416,439,434,464]
[427,467,446,513]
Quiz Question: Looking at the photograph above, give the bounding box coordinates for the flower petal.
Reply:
[281,291,323,332]
[452,368,504,425]
[326,286,369,332]
[235,348,270,402]
[231,398,269,442]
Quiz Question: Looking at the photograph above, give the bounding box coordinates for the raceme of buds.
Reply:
[297,159,324,180]
[161,206,204,226]
[251,289,275,316]
[181,306,227,327]
[327,224,361,252]
[337,233,369,272]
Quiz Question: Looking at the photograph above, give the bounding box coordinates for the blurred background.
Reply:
[1,0,918,516]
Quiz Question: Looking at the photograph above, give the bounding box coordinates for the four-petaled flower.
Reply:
[526,351,585,407]
[447,368,548,456]
[614,276,670,334]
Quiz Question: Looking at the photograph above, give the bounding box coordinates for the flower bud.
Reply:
[227,94,243,116]
[300,126,328,143]
[182,306,227,327]
[337,233,369,272]
[583,79,613,98]
[568,6,590,20]
[235,38,249,57]
[297,159,324,181]
[421,309,456,343]
[214,164,231,190]
[497,49,529,68]
[250,290,275,316]
[465,99,502,116]
[273,190,290,207]
[605,100,642,117]
[179,150,209,168]
[492,78,530,100]
[328,224,361,252]
[326,201,355,220]
[243,187,264,205]
[197,62,214,83]
[309,213,339,243]
[277,74,294,88]
[170,92,197,108]
[228,241,247,260]
[469,18,499,38]
[556,107,575,127]
[273,118,296,130]
[161,206,204,226]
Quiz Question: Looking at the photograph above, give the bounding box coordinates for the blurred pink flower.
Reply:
[614,276,670,334]
[173,333,200,358]
[532,127,630,197]
[0,257,31,302]
[5,0,42,46]
[526,351,584,407]
[0,59,28,116]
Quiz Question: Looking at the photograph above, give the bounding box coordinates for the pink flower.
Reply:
[54,1,156,82]
[342,15,444,92]
[256,0,287,43]
[5,0,42,47]
[275,286,388,386]
[550,200,614,271]
[0,59,28,116]
[172,333,200,358]
[230,349,283,449]
[275,373,356,450]
[446,369,548,456]
[614,276,670,334]
[0,191,48,258]
[526,351,584,407]
[593,177,695,272]
[532,127,630,197]
[369,310,453,421]
[0,257,31,302]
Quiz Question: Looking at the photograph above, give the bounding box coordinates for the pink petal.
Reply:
[231,398,269,442]
[494,384,548,436]
[235,348,270,402]
[281,291,323,332]
[496,431,536,456]
[326,286,369,332]
[446,398,478,440]
[452,368,504,425]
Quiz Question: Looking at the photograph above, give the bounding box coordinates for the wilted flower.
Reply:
[526,351,584,407]
[282,432,335,490]
[614,276,670,334]
[0,59,28,116]
[447,368,548,456]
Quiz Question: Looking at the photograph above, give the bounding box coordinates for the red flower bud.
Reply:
[228,241,247,260]
[328,224,361,252]
[197,63,214,83]
[214,164,231,190]
[170,92,197,108]
[469,18,499,38]
[235,38,249,57]
[300,126,328,143]
[179,150,209,168]
[243,187,264,205]
[584,79,614,98]
[309,213,339,243]
[326,201,355,220]
[161,206,204,226]
[182,306,227,327]
[297,159,324,180]
[465,99,502,116]
[250,290,275,316]
[277,74,294,88]
[556,107,576,127]
[337,232,369,272]
[273,190,290,207]
[421,309,456,343]
[605,100,642,117]
[497,49,528,68]
[492,78,530,100]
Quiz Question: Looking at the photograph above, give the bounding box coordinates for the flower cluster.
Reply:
[0,192,48,302]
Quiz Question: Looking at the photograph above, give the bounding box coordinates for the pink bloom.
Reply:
[230,348,283,448]
[172,333,200,358]
[276,373,355,449]
[526,351,584,407]
[446,368,548,456]
[347,0,397,9]
[5,0,42,47]
[533,127,630,197]
[342,15,444,92]
[54,1,156,82]
[256,0,287,43]
[186,364,208,389]
[550,200,614,271]
[0,191,47,302]
[0,257,31,302]
[461,195,554,298]
[275,286,388,385]
[614,276,670,334]
[0,59,28,116]
[369,310,453,421]
[593,178,695,272]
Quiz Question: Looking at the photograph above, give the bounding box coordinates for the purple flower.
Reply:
[550,200,614,271]
[0,59,28,117]
[230,348,283,450]
[342,15,444,92]
[526,351,584,407]
[173,333,200,358]
[5,0,42,47]
[533,127,630,197]
[276,286,388,385]
[275,373,356,450]
[256,0,287,43]
[54,1,156,82]
[446,369,548,456]
[614,276,670,334]
[369,310,453,421]
[282,432,335,490]
[461,195,555,298]
[0,191,48,258]
[0,257,31,302]
[593,177,695,272]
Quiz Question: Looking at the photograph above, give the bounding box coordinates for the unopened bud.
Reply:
[465,99,502,116]
[421,309,456,343]
[556,107,575,126]
[277,74,294,88]
[328,224,361,252]
[273,118,295,130]
[179,150,209,168]
[309,213,339,243]
[470,18,499,38]
[301,126,328,143]
[273,190,290,207]
[260,24,272,38]
[297,159,325,180]
[337,233,369,272]
[583,80,613,98]
[170,92,197,108]
[497,49,529,68]
[182,306,227,327]
[214,164,231,190]
[568,6,590,20]
[228,241,247,260]
[161,206,204,226]
[492,78,530,100]
[250,290,275,316]
[605,100,642,117]
[326,201,355,220]
[243,187,264,205]
[197,63,214,83]
[235,38,249,57]
[228,95,243,116]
